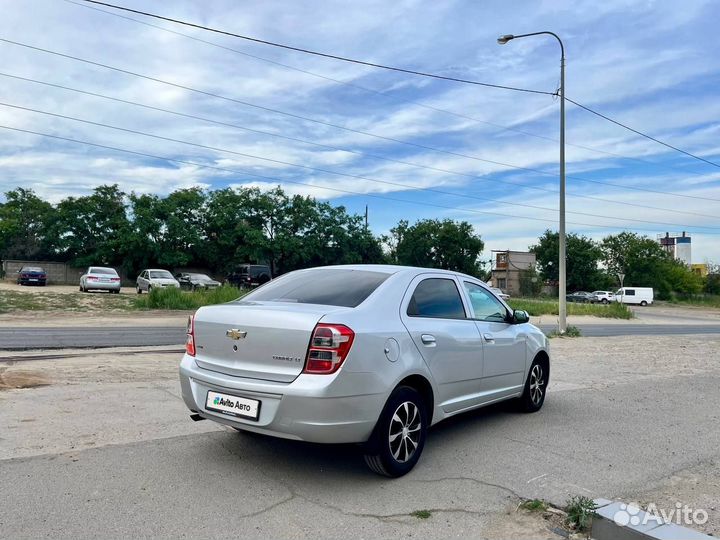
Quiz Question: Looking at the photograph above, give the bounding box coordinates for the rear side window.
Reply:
[240,269,389,308]
[407,278,466,319]
[625,289,635,296]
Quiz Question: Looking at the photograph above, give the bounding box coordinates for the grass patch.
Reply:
[520,499,549,512]
[564,495,597,532]
[0,288,134,313]
[133,285,247,310]
[410,509,432,519]
[666,294,720,309]
[547,325,582,338]
[509,298,633,319]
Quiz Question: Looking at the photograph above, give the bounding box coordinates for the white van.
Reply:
[615,287,653,306]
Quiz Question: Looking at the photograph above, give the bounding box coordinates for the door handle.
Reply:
[420,334,436,345]
[483,333,495,343]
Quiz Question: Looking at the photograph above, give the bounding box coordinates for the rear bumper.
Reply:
[179,354,386,443]
[18,278,46,285]
[85,282,121,290]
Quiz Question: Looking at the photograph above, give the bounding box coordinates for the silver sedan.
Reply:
[179,265,549,477]
[79,266,121,293]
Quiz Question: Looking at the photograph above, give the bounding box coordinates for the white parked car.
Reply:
[615,287,653,306]
[79,266,121,293]
[490,287,510,300]
[591,290,616,304]
[179,265,550,477]
[136,269,180,294]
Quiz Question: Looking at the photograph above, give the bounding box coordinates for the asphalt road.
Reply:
[2,323,720,350]
[2,337,719,538]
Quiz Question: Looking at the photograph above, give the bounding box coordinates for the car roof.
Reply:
[146,269,172,272]
[296,264,484,281]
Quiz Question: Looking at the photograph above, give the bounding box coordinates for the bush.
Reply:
[133,285,247,310]
[706,274,720,295]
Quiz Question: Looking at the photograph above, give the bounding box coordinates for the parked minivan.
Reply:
[615,287,653,306]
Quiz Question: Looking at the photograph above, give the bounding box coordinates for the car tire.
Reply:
[518,357,548,413]
[363,386,427,478]
[113,289,120,295]
[80,284,85,292]
[602,298,608,304]
[640,300,647,306]
[136,286,142,294]
[147,286,152,294]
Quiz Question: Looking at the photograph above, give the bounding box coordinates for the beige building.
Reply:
[489,250,537,296]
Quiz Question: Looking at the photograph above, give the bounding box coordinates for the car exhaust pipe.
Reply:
[189,413,206,422]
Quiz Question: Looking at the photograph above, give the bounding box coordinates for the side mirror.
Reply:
[512,309,529,324]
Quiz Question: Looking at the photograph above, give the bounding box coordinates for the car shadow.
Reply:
[209,399,526,480]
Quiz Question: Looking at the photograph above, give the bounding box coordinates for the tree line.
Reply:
[530,229,712,298]
[0,185,714,297]
[0,185,485,279]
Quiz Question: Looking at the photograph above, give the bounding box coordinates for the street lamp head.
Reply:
[497,34,514,45]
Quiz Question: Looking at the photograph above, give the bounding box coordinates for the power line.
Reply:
[66,0,714,180]
[566,97,720,168]
[3,38,718,204]
[5,71,717,220]
[3,101,720,232]
[77,0,553,96]
[5,123,719,235]
[77,0,720,171]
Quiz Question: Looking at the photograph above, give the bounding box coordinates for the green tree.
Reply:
[519,267,543,297]
[385,219,484,276]
[530,230,607,291]
[46,185,129,267]
[601,232,703,298]
[0,188,54,260]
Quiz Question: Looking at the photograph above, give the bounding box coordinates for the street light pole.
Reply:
[498,31,567,333]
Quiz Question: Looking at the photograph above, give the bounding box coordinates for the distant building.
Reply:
[691,263,708,277]
[490,250,536,296]
[658,232,691,266]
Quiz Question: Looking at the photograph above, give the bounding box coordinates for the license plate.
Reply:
[206,390,260,421]
[100,278,110,282]
[29,278,38,282]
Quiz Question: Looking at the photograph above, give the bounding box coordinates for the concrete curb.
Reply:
[592,499,713,540]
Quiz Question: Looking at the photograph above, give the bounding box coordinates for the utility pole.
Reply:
[364,204,368,229]
[498,31,567,333]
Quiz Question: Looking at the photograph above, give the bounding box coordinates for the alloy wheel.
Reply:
[530,364,545,406]
[388,401,421,463]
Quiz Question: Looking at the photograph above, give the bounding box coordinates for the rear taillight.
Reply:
[110,277,120,282]
[87,276,98,281]
[185,314,196,356]
[303,324,354,374]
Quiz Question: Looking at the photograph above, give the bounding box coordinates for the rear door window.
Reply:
[407,278,466,319]
[240,268,389,308]
[625,289,635,296]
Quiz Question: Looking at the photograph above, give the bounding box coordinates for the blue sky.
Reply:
[1,0,719,263]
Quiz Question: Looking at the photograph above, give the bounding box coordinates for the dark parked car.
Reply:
[17,266,47,286]
[225,264,272,288]
[566,291,594,303]
[176,272,221,291]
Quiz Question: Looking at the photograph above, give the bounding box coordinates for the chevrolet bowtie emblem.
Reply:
[225,329,247,340]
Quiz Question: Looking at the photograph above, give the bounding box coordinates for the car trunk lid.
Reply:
[192,301,346,383]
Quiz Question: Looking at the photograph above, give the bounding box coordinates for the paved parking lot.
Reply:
[1,335,718,538]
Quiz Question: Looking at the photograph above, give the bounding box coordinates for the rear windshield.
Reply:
[239,268,389,308]
[22,267,44,272]
[90,267,117,275]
